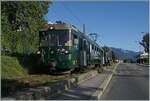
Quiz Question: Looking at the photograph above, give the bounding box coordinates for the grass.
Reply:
[1,55,72,84]
[1,56,28,79]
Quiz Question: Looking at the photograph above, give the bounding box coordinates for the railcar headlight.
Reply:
[50,26,54,29]
[51,50,54,54]
[37,51,40,54]
[62,48,65,52]
[57,49,60,52]
[65,50,69,54]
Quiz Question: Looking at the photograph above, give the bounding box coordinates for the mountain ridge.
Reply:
[110,47,140,60]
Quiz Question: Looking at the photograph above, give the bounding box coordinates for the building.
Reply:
[137,51,149,64]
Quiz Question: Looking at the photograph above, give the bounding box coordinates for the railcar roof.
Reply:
[40,23,104,51]
[41,23,81,32]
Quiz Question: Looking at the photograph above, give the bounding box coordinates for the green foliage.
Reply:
[1,56,28,79]
[145,58,149,64]
[1,1,51,54]
[139,33,149,53]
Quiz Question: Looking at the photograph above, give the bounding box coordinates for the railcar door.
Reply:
[79,38,87,67]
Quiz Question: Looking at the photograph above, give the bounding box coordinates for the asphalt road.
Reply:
[100,63,149,100]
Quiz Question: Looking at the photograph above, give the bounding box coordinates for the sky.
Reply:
[45,1,149,52]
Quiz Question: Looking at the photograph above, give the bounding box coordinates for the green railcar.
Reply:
[38,23,104,71]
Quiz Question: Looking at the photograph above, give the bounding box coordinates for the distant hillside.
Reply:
[111,47,140,60]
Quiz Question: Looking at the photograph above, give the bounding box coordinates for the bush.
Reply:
[144,58,149,64]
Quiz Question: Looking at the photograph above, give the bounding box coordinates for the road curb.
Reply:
[90,63,119,100]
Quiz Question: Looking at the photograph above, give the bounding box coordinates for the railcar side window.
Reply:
[73,34,78,45]
[83,40,86,50]
[92,44,94,50]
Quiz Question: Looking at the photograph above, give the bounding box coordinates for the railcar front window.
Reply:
[49,33,58,46]
[49,33,70,46]
[40,31,71,47]
[58,33,69,46]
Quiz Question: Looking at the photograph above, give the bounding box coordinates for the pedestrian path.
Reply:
[49,65,115,100]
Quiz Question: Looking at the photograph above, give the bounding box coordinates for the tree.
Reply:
[139,33,149,53]
[1,1,51,54]
[112,51,117,62]
[102,46,112,64]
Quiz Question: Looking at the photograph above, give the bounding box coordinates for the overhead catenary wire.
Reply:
[60,2,98,35]
[49,2,79,28]
[60,2,104,45]
[60,2,84,30]
[51,2,104,46]
[60,2,83,24]
[44,2,105,48]
[55,2,95,35]
[46,2,72,24]
[49,7,65,23]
